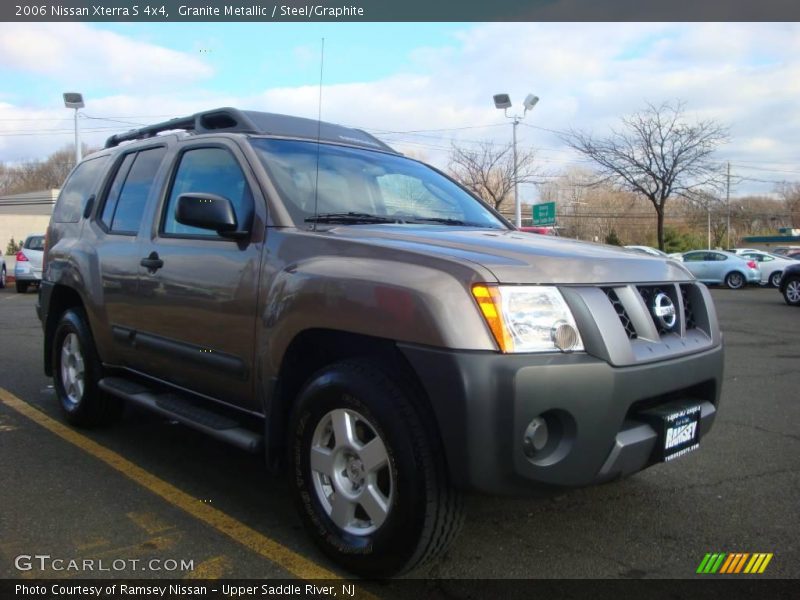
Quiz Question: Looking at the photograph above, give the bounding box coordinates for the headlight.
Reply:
[472,284,584,353]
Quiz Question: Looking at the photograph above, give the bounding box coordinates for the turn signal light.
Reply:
[471,284,513,352]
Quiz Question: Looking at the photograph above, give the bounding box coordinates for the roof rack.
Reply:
[104,107,397,154]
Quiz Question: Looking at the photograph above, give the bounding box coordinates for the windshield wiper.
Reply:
[305,212,396,224]
[402,216,486,227]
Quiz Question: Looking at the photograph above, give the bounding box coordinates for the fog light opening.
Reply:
[523,417,549,458]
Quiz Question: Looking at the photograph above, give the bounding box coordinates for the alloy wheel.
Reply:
[309,408,394,536]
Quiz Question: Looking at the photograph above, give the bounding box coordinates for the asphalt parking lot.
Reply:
[0,284,797,583]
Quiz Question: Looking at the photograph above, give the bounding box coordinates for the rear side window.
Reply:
[162,147,253,237]
[52,155,109,223]
[100,147,167,234]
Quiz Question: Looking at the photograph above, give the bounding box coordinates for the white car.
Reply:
[14,234,45,293]
[735,249,797,287]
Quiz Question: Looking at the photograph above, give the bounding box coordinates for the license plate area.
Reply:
[640,402,702,462]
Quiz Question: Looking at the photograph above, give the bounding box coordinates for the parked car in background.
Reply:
[668,252,684,261]
[518,226,555,235]
[772,246,800,260]
[779,263,800,306]
[733,249,797,287]
[624,245,669,258]
[680,250,761,289]
[0,255,6,288]
[14,234,45,293]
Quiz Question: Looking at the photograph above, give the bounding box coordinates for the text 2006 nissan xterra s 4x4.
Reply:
[38,108,723,577]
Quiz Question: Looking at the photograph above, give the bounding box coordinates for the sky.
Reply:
[1,21,799,201]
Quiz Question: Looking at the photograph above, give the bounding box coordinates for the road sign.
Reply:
[532,202,556,226]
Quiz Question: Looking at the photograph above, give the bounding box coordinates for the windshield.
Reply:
[251,139,508,229]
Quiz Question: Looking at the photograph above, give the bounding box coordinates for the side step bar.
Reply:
[99,376,263,453]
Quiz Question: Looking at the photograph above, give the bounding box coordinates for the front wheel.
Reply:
[288,359,463,577]
[769,271,782,288]
[725,271,745,289]
[784,277,800,306]
[52,308,122,426]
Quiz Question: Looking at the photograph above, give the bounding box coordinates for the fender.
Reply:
[260,254,498,379]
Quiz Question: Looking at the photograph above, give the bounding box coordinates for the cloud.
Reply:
[0,24,213,91]
[2,22,799,198]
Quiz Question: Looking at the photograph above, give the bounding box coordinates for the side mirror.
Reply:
[175,193,247,239]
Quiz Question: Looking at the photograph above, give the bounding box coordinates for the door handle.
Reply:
[140,251,164,272]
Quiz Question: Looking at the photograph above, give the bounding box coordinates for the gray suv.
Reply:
[38,108,724,577]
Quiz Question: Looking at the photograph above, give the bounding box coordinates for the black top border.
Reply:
[4,0,800,22]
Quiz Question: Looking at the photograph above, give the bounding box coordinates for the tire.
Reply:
[52,307,122,426]
[769,271,782,288]
[16,281,28,294]
[724,271,745,290]
[784,277,800,306]
[0,267,5,289]
[288,359,463,577]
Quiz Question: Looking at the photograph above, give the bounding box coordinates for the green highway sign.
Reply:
[532,202,556,226]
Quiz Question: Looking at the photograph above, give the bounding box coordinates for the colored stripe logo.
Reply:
[697,553,773,574]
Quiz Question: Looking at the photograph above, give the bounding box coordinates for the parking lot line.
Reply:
[0,388,340,581]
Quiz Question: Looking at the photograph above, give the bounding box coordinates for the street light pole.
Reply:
[512,116,520,227]
[493,92,538,228]
[62,92,85,165]
[726,161,731,248]
[73,108,81,163]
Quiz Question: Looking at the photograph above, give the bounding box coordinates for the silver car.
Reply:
[14,234,45,293]
[681,250,761,289]
[734,249,797,287]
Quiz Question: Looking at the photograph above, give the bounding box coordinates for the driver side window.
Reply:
[162,147,253,237]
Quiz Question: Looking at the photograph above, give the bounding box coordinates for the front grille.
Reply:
[680,284,696,330]
[604,288,637,339]
[572,282,714,366]
[636,285,679,334]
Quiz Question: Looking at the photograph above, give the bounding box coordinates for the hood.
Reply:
[326,226,693,285]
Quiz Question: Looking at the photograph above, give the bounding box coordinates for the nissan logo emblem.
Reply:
[653,292,677,330]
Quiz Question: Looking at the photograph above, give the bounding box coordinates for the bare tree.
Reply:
[777,182,800,228]
[448,141,538,211]
[0,145,88,196]
[561,101,728,249]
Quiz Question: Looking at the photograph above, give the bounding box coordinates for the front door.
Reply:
[133,141,265,410]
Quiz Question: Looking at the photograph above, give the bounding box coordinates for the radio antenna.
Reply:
[312,37,325,232]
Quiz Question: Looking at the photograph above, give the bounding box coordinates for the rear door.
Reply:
[22,235,45,275]
[91,144,170,367]
[132,140,266,410]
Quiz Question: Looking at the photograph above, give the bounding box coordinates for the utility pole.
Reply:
[726,161,731,248]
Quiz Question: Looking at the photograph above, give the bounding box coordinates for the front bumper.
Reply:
[399,343,723,494]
